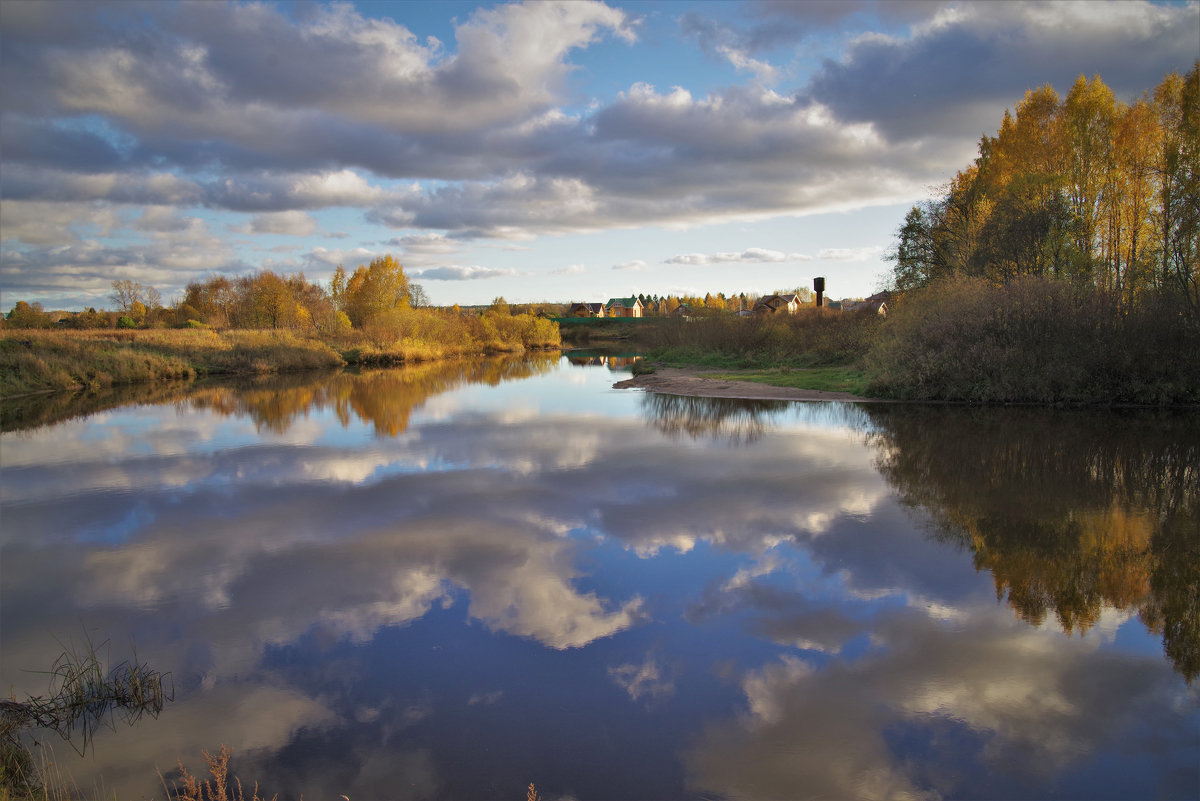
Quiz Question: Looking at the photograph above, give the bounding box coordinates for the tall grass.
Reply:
[166,746,276,801]
[0,330,343,397]
[638,310,882,368]
[0,312,561,398]
[1,639,172,796]
[865,277,1200,404]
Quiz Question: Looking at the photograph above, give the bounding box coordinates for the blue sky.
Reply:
[2,0,1197,310]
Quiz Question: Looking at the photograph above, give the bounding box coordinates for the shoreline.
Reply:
[612,366,876,402]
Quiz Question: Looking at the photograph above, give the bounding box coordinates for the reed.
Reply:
[167,746,276,801]
[1,639,172,796]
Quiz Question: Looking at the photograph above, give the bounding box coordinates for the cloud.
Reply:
[609,655,675,702]
[613,259,645,271]
[665,249,809,265]
[234,211,319,237]
[553,264,586,275]
[411,265,519,281]
[302,245,380,270]
[678,12,783,83]
[387,233,462,255]
[3,0,1195,308]
[816,246,884,261]
[805,1,1200,141]
[686,606,1192,800]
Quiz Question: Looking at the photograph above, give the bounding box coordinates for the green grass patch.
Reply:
[707,366,870,396]
[644,346,750,370]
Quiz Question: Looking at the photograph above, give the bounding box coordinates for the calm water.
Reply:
[1,355,1197,800]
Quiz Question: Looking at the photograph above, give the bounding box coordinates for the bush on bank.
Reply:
[864,277,1200,405]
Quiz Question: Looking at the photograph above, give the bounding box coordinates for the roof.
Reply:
[753,293,801,310]
[605,297,642,308]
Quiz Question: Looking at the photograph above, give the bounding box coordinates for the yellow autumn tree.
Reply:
[341,255,411,328]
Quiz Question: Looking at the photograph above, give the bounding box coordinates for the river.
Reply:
[1,354,1196,799]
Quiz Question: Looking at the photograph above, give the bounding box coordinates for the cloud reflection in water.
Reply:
[1,360,1195,799]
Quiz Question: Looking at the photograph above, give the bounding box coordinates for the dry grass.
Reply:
[167,746,277,801]
[639,309,881,369]
[1,640,172,798]
[865,277,1200,404]
[1,312,561,397]
[0,330,344,397]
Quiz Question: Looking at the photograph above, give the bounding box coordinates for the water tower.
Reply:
[814,276,825,307]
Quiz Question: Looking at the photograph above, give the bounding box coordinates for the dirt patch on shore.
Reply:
[612,367,871,402]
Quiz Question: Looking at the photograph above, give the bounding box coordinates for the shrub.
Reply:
[864,277,1200,404]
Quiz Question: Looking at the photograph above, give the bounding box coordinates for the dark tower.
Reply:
[814,276,825,307]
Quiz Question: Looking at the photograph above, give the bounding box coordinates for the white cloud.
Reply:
[613,259,645,271]
[3,0,1195,307]
[817,246,884,261]
[665,249,809,265]
[235,211,319,237]
[609,655,675,702]
[412,265,519,281]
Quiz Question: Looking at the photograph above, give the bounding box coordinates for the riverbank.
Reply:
[613,366,874,402]
[617,279,1200,407]
[0,325,561,398]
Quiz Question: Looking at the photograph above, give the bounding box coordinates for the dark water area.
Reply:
[1,355,1197,800]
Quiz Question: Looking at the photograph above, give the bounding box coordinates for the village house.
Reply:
[752,293,802,314]
[605,297,644,318]
[843,291,890,316]
[567,302,606,318]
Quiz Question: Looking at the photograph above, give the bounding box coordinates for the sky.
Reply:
[1,1,1197,311]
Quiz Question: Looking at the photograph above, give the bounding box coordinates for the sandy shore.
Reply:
[612,366,871,402]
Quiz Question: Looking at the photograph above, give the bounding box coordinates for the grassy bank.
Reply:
[629,278,1200,406]
[1,313,562,398]
[635,309,879,369]
[0,330,343,397]
[706,367,870,396]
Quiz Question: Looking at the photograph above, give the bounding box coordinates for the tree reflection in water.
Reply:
[638,392,1198,680]
[187,354,562,437]
[862,405,1199,681]
[640,394,791,443]
[0,353,560,439]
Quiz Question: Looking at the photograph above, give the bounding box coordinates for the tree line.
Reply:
[890,64,1199,312]
[3,256,432,332]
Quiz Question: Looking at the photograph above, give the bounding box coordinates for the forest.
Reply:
[890,65,1199,311]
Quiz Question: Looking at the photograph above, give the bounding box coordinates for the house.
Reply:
[844,291,890,316]
[567,302,606,318]
[670,303,692,318]
[605,297,644,318]
[752,294,802,315]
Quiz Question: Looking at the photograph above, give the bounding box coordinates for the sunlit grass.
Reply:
[1,312,562,398]
[0,329,343,397]
[707,366,870,396]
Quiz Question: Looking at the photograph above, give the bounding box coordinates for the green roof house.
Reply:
[605,297,644,318]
